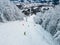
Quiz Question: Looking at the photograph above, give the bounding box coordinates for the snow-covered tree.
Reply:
[34,5,60,36]
[0,0,25,22]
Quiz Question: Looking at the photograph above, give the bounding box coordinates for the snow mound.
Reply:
[0,15,57,45]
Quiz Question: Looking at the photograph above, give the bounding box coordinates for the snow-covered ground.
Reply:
[0,0,60,45]
[0,15,57,45]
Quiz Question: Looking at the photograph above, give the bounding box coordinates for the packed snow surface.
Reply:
[0,15,57,45]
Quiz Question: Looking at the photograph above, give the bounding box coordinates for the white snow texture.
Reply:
[0,0,59,45]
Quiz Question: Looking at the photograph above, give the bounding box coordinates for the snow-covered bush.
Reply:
[34,6,60,36]
[0,0,25,22]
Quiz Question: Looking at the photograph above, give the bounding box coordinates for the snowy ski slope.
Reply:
[0,15,57,45]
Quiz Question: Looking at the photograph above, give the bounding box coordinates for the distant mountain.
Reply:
[10,0,52,3]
